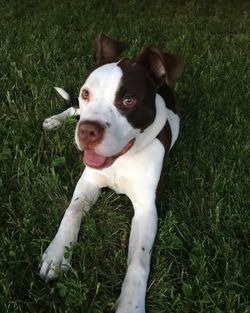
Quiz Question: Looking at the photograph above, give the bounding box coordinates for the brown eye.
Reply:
[122,94,136,107]
[81,89,90,101]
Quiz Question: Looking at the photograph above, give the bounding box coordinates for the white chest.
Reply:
[85,139,165,204]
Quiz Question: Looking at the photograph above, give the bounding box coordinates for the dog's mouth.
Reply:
[83,139,135,169]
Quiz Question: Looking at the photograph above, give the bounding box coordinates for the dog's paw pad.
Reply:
[43,117,62,130]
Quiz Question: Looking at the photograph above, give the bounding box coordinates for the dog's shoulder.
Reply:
[156,84,180,153]
[156,121,172,153]
[156,84,180,116]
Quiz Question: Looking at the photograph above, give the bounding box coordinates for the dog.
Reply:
[40,33,184,313]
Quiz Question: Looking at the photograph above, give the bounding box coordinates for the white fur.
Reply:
[40,63,180,313]
[43,87,80,130]
[54,87,71,101]
[40,172,100,281]
[166,106,180,149]
[75,63,140,156]
[43,107,80,130]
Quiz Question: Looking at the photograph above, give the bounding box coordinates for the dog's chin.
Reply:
[83,139,135,169]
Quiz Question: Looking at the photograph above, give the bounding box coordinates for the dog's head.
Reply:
[75,34,184,169]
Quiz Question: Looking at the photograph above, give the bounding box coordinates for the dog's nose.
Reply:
[78,121,105,147]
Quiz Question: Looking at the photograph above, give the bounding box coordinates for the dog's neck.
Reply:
[133,94,168,152]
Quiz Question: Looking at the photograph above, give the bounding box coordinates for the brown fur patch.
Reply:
[116,59,156,130]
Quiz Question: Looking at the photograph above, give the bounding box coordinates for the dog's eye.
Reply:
[122,94,136,107]
[81,89,90,101]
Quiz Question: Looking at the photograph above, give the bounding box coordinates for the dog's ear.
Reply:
[93,33,127,63]
[137,46,184,86]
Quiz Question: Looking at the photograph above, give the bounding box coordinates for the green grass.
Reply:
[0,0,250,312]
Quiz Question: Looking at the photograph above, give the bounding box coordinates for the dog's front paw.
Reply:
[116,305,145,313]
[115,302,145,313]
[39,238,73,282]
[43,116,62,130]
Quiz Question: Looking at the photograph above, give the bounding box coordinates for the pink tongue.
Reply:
[84,150,107,168]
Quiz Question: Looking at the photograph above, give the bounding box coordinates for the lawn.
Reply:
[0,0,250,312]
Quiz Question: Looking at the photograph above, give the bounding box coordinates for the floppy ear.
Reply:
[137,46,184,85]
[93,33,127,63]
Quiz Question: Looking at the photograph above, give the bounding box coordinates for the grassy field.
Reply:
[0,0,250,312]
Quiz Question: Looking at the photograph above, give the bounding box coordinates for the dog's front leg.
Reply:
[116,200,157,313]
[39,170,100,282]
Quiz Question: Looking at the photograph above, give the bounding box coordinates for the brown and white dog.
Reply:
[40,34,184,313]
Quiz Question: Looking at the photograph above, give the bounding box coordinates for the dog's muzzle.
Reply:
[77,120,105,150]
[77,122,134,169]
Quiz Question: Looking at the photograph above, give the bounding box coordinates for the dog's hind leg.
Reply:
[43,87,79,130]
[43,107,80,130]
